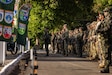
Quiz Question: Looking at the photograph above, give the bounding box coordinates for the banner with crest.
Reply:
[17,3,31,45]
[0,0,15,42]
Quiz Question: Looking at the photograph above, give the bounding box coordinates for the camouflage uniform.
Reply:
[96,7,112,73]
[90,30,97,60]
[78,28,84,57]
[62,24,69,56]
[95,19,104,68]
[43,28,51,56]
[74,30,80,56]
[97,34,103,64]
[56,32,62,53]
[86,24,91,57]
[90,22,98,60]
[51,33,56,53]
[83,29,89,57]
[71,32,76,54]
[59,32,64,54]
[68,30,73,54]
[88,29,92,58]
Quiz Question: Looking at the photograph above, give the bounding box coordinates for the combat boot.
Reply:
[100,68,110,73]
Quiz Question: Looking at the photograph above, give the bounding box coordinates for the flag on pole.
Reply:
[0,0,15,42]
[17,3,31,46]
[12,0,20,42]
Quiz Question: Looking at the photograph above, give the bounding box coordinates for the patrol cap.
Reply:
[63,24,67,26]
[86,22,91,26]
[103,7,112,12]
[63,24,67,27]
[103,7,109,12]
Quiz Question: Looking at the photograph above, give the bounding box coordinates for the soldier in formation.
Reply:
[62,24,69,56]
[43,27,51,56]
[96,7,112,73]
[49,7,112,73]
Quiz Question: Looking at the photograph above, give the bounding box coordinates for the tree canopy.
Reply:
[27,0,112,46]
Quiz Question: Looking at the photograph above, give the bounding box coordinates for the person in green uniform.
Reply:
[96,7,112,73]
[62,24,69,56]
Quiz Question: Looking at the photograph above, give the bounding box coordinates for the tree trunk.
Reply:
[36,37,39,45]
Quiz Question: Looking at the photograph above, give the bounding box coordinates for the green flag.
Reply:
[0,0,15,42]
[17,3,31,46]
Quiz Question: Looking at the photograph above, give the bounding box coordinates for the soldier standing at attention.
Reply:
[78,27,84,57]
[83,23,91,57]
[71,29,76,54]
[62,24,69,56]
[68,30,73,54]
[56,31,62,53]
[103,8,112,67]
[95,12,105,68]
[74,28,80,57]
[87,24,93,59]
[43,27,51,56]
[51,32,56,53]
[89,22,98,60]
[96,7,112,73]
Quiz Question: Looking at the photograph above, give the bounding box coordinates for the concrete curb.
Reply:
[0,50,30,75]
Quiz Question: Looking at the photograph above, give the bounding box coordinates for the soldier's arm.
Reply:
[62,32,68,40]
[65,31,69,38]
[97,21,111,32]
[97,26,110,32]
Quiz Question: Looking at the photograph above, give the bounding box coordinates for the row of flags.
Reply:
[0,0,31,46]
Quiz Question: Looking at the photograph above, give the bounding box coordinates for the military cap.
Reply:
[63,24,67,26]
[103,7,112,12]
[63,24,67,27]
[103,7,109,12]
[86,22,91,26]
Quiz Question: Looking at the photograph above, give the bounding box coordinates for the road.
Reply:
[9,50,112,75]
[37,50,112,75]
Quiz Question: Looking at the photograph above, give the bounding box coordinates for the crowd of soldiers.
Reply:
[50,7,112,73]
[51,25,83,57]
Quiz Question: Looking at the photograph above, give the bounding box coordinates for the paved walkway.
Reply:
[4,50,112,75]
[37,50,112,75]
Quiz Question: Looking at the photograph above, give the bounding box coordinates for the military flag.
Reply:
[0,0,15,42]
[17,3,31,46]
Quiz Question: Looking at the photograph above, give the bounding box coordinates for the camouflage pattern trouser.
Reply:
[68,45,73,54]
[90,41,97,59]
[51,42,55,53]
[63,40,68,56]
[83,42,90,57]
[96,34,103,65]
[75,43,80,55]
[57,43,61,53]
[99,35,110,70]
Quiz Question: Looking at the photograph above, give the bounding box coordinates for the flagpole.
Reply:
[13,0,21,53]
